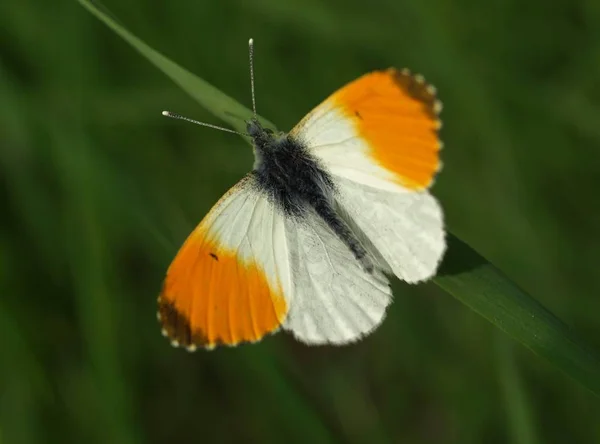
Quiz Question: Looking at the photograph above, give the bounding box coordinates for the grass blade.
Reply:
[77,0,275,135]
[436,235,600,396]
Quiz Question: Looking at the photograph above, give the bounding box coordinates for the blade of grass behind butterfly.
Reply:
[436,235,600,397]
[77,0,275,135]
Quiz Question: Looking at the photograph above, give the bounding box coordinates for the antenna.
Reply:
[162,39,259,135]
[248,38,257,119]
[161,111,245,136]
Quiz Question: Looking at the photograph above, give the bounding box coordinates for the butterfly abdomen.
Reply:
[310,195,374,273]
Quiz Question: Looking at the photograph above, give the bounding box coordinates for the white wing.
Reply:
[282,207,392,344]
[333,177,445,283]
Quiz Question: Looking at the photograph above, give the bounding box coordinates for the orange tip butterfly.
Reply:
[158,38,446,351]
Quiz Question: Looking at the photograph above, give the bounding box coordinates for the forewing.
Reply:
[157,174,293,350]
[290,69,446,283]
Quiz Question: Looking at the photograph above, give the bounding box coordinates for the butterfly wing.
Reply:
[282,206,392,344]
[290,68,446,283]
[333,176,444,283]
[158,174,293,350]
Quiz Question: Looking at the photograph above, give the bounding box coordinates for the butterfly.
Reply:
[157,39,446,351]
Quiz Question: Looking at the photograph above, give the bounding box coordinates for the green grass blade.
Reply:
[436,235,600,396]
[79,0,600,399]
[77,0,274,135]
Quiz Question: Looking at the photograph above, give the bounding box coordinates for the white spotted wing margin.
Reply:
[282,207,393,345]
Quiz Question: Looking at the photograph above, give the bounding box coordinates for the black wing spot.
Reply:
[158,296,193,346]
[354,110,363,119]
[389,68,438,119]
[209,252,219,261]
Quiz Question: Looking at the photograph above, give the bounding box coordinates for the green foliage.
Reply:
[2,0,600,442]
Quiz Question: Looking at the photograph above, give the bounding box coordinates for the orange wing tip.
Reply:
[388,68,444,189]
[331,67,444,190]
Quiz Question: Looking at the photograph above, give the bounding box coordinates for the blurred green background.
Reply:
[2,0,600,443]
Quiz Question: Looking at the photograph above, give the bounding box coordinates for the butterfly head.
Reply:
[247,117,277,150]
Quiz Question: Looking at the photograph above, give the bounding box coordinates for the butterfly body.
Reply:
[249,118,372,272]
[159,48,446,350]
